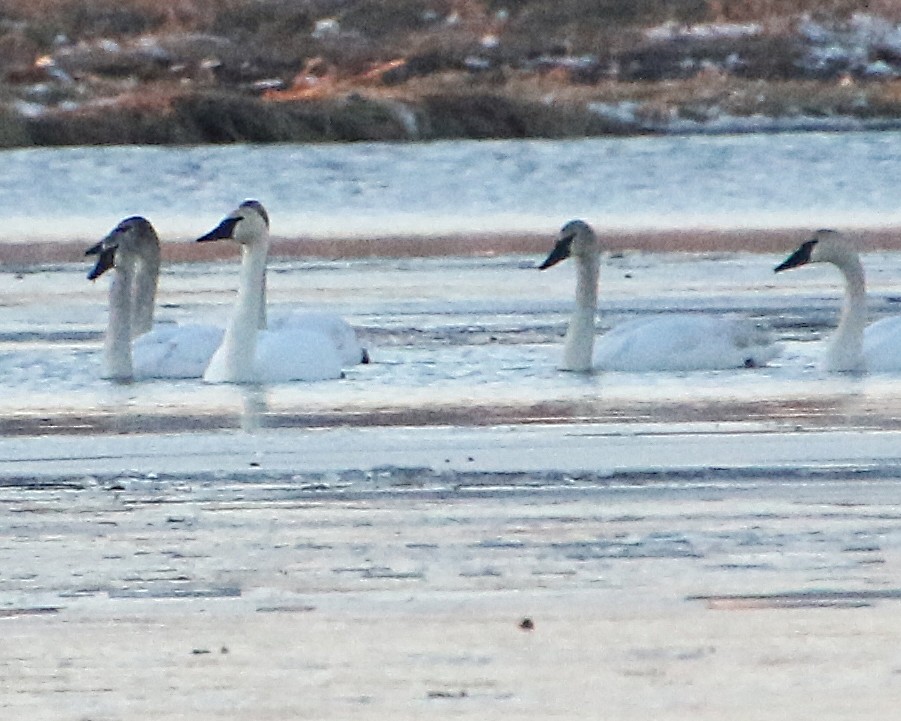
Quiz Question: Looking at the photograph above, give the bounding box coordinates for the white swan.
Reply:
[196,200,358,383]
[775,229,901,372]
[539,219,778,372]
[87,216,222,381]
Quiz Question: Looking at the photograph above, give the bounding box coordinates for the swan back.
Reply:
[594,315,777,371]
[255,327,344,382]
[270,311,368,366]
[132,323,224,379]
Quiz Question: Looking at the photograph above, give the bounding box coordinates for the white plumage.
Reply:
[196,200,365,384]
[87,216,222,381]
[539,219,777,372]
[775,228,901,373]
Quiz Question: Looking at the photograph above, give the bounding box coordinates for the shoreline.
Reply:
[4,226,901,265]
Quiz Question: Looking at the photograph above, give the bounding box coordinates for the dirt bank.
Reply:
[3,225,899,265]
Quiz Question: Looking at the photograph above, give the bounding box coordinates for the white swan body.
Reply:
[132,323,224,379]
[87,216,221,381]
[591,314,775,371]
[269,311,369,366]
[864,317,901,372]
[539,219,777,372]
[775,229,901,372]
[196,200,348,384]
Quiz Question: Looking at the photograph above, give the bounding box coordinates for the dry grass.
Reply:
[3,1,901,147]
[2,1,895,51]
[711,0,901,24]
[12,70,901,148]
[393,71,901,123]
[0,0,213,30]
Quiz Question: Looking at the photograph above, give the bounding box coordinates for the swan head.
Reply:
[774,229,856,273]
[86,216,158,280]
[196,199,270,247]
[539,219,597,270]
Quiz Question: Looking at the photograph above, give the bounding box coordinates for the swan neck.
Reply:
[206,239,269,382]
[258,272,268,330]
[562,252,598,371]
[235,241,268,334]
[105,262,134,380]
[828,254,867,371]
[132,244,160,336]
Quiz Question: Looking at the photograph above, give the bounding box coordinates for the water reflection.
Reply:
[0,250,900,438]
[240,386,268,433]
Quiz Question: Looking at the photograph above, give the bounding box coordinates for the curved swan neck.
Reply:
[258,272,268,330]
[828,252,867,371]
[562,249,599,372]
[205,236,269,382]
[132,240,160,336]
[105,259,135,380]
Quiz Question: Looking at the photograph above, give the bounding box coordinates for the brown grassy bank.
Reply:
[3,2,901,146]
[5,226,901,266]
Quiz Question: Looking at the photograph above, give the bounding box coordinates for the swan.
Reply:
[774,229,901,372]
[86,216,222,381]
[538,219,778,372]
[196,200,357,383]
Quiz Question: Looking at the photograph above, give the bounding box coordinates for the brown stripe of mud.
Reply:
[4,396,901,436]
[6,227,901,264]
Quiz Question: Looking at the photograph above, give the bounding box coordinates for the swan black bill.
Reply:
[539,235,574,270]
[87,246,117,280]
[197,216,241,242]
[775,239,817,273]
[85,240,104,256]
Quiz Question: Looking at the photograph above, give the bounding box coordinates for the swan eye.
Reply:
[239,199,269,227]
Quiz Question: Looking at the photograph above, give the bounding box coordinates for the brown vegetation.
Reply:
[1,1,901,146]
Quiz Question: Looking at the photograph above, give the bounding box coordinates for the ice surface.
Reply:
[1,134,900,484]
[2,132,901,244]
[2,248,901,481]
[3,134,901,717]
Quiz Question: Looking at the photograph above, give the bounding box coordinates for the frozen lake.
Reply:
[1,130,900,477]
[5,134,901,719]
[3,244,901,481]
